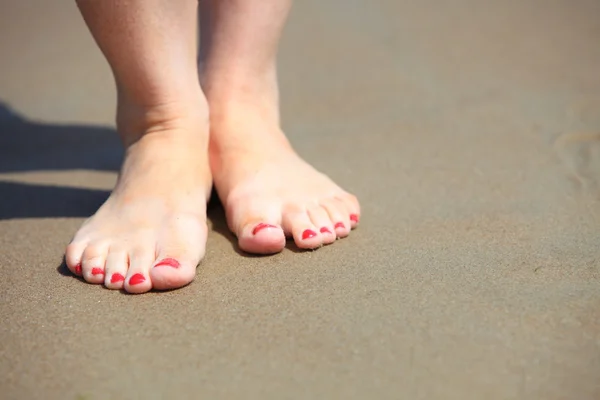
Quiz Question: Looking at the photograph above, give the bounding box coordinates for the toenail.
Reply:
[302,229,317,240]
[74,263,82,275]
[252,223,278,235]
[91,268,104,276]
[320,227,332,234]
[154,258,180,269]
[350,214,359,223]
[334,222,345,229]
[129,273,146,285]
[110,273,125,284]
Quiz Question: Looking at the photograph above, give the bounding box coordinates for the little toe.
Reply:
[81,242,110,284]
[237,219,286,254]
[283,210,323,249]
[321,198,351,238]
[124,249,154,294]
[104,249,129,290]
[308,206,336,245]
[65,241,88,277]
[336,193,361,229]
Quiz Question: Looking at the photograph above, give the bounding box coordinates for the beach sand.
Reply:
[1,1,599,399]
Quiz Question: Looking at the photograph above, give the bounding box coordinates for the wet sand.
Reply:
[1,1,599,399]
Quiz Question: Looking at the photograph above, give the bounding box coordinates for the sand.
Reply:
[1,1,599,399]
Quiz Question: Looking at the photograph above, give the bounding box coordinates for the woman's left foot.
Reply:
[209,102,360,254]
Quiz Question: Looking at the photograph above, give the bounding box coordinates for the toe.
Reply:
[65,241,87,277]
[150,255,197,290]
[104,248,129,290]
[283,209,323,249]
[238,218,286,254]
[321,198,351,238]
[81,242,110,284]
[228,199,286,254]
[124,248,154,294]
[150,218,207,290]
[336,193,361,229]
[228,201,285,254]
[308,206,336,245]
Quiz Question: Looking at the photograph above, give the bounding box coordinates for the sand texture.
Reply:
[1,1,599,399]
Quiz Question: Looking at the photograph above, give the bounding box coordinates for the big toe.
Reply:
[238,219,286,255]
[149,218,207,290]
[149,256,198,290]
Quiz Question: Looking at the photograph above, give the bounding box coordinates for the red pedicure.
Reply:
[91,268,104,276]
[252,223,278,235]
[302,229,317,240]
[129,273,146,285]
[74,263,82,275]
[320,227,332,234]
[334,222,345,230]
[154,258,180,269]
[350,214,359,223]
[110,273,125,284]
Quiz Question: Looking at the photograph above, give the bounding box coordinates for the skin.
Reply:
[66,0,360,293]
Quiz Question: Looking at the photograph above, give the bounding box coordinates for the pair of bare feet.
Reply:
[64,0,359,293]
[64,95,360,293]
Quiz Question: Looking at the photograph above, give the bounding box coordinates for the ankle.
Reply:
[208,101,292,163]
[201,67,279,120]
[116,92,210,146]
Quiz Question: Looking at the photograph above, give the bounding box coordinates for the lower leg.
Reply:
[78,0,207,138]
[199,0,290,123]
[200,0,360,254]
[66,0,211,293]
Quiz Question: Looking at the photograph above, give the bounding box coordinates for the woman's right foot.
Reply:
[65,104,212,294]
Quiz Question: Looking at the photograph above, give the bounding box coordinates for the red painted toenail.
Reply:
[350,214,359,223]
[110,273,125,284]
[74,263,82,275]
[129,273,145,285]
[91,268,104,276]
[252,223,278,235]
[334,222,345,230]
[302,229,317,240]
[154,258,180,268]
[320,227,332,234]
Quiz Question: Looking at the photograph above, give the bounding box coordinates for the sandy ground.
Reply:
[1,1,599,399]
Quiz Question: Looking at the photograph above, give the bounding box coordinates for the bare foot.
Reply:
[209,102,360,254]
[65,107,211,294]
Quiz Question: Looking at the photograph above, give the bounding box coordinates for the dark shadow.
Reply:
[56,260,72,277]
[285,240,308,254]
[0,101,119,220]
[0,102,122,173]
[0,181,110,219]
